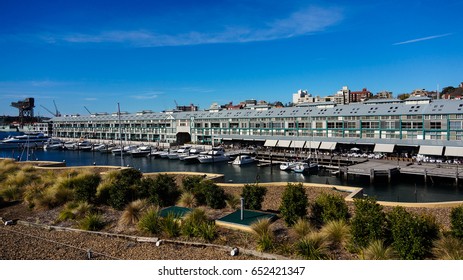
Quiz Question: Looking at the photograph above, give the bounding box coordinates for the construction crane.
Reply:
[84,106,92,114]
[11,97,35,125]
[40,100,61,117]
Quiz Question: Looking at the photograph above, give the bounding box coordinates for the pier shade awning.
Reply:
[374,143,395,153]
[305,141,321,150]
[445,146,463,157]
[418,145,444,156]
[264,139,278,147]
[319,141,337,150]
[276,140,291,148]
[289,140,305,148]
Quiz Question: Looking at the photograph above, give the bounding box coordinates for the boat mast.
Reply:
[117,103,123,168]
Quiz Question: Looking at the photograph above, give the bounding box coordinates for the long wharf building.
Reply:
[51,97,463,156]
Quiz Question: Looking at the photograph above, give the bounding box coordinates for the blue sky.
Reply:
[0,0,462,117]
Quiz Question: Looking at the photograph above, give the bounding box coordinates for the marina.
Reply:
[1,145,463,203]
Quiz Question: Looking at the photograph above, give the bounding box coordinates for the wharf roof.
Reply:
[52,99,463,122]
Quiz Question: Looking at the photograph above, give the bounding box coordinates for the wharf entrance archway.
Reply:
[176,132,191,145]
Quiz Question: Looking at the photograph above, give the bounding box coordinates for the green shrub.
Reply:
[350,197,388,250]
[108,183,133,210]
[138,207,162,234]
[450,206,463,239]
[72,173,101,203]
[99,168,143,209]
[387,206,439,260]
[142,174,180,207]
[310,192,349,226]
[79,213,105,231]
[279,183,308,226]
[181,175,204,193]
[241,183,267,210]
[189,180,226,209]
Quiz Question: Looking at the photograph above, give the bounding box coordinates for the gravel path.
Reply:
[0,223,258,260]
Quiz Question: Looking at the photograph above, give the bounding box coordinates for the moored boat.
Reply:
[231,154,256,166]
[198,147,230,164]
[0,132,50,149]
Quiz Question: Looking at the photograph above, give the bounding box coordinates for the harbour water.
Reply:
[1,147,462,203]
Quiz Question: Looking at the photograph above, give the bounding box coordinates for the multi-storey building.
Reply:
[51,97,463,155]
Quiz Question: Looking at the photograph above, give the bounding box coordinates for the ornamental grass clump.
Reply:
[359,240,397,260]
[181,208,217,242]
[292,218,313,238]
[119,199,147,227]
[177,192,197,208]
[250,218,274,252]
[296,231,330,260]
[138,206,162,235]
[161,212,181,238]
[432,235,463,260]
[79,213,105,231]
[320,219,351,249]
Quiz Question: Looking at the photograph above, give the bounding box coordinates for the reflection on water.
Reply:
[1,148,463,203]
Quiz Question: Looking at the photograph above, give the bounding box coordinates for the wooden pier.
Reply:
[340,160,462,185]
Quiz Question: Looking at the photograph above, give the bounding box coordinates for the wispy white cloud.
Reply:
[43,6,343,47]
[130,91,164,100]
[393,33,452,45]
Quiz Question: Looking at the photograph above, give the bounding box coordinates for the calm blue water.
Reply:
[1,147,462,203]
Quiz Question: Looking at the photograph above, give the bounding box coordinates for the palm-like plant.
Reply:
[432,235,463,260]
[359,240,397,260]
[296,231,330,260]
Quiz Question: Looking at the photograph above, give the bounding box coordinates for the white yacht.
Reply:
[231,155,256,166]
[280,161,297,171]
[0,133,50,149]
[198,147,230,163]
[43,138,63,150]
[167,146,191,159]
[292,162,319,173]
[130,146,152,157]
[112,145,138,156]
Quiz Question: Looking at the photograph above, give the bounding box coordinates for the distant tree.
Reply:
[272,101,284,107]
[441,86,456,96]
[397,93,410,100]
